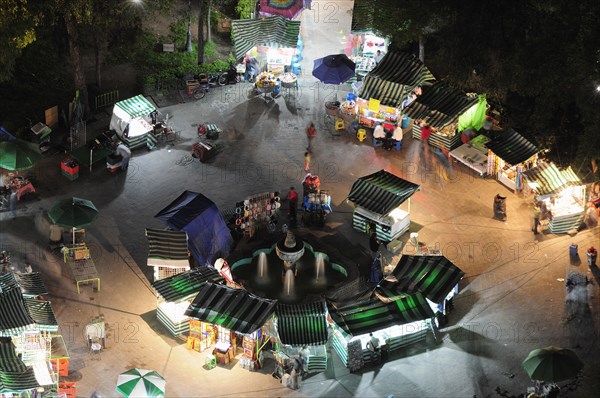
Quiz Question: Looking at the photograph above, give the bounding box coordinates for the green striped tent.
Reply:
[0,287,35,337]
[327,291,434,337]
[114,95,155,119]
[359,51,435,107]
[152,267,224,303]
[523,161,583,198]
[23,299,58,332]
[404,81,479,129]
[145,228,190,268]
[379,255,464,304]
[231,15,300,59]
[0,340,39,394]
[347,170,420,216]
[13,273,48,298]
[276,301,328,346]
[185,283,277,334]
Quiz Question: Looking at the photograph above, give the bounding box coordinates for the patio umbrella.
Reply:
[312,54,356,85]
[48,197,99,244]
[0,139,42,171]
[116,368,166,397]
[259,0,304,20]
[522,346,583,382]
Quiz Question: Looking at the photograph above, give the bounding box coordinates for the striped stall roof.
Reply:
[327,291,434,337]
[523,161,582,197]
[350,0,375,32]
[114,95,155,118]
[152,267,224,302]
[0,340,39,394]
[231,15,300,59]
[381,255,464,304]
[347,170,420,216]
[276,301,328,346]
[486,129,538,166]
[0,273,18,290]
[13,273,47,297]
[0,287,35,336]
[403,82,478,129]
[185,283,277,335]
[23,299,58,331]
[145,228,190,268]
[359,51,435,107]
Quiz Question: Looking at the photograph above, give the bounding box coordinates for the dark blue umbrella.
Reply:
[312,54,356,84]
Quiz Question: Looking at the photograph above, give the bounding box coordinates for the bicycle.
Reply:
[191,86,207,100]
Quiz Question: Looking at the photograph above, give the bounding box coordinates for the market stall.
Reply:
[405,83,484,151]
[254,72,281,101]
[0,338,42,394]
[109,95,157,150]
[357,50,435,130]
[231,15,301,73]
[347,170,420,243]
[486,129,539,192]
[152,267,225,336]
[449,134,490,176]
[524,161,586,234]
[145,228,190,282]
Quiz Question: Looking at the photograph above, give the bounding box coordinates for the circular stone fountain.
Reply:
[231,231,348,304]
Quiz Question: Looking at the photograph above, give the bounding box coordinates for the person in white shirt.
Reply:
[392,123,403,142]
[373,124,386,140]
[115,143,132,171]
[373,50,384,64]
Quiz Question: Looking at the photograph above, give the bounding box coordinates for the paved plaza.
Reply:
[2,1,600,397]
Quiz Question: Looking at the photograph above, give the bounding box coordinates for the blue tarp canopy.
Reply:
[155,191,233,266]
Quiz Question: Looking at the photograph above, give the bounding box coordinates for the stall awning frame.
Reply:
[231,15,300,59]
[523,161,583,197]
[0,287,36,337]
[0,339,39,394]
[403,82,479,129]
[347,170,420,216]
[276,301,328,346]
[379,255,464,304]
[145,228,190,268]
[359,51,435,108]
[113,95,155,119]
[185,283,277,335]
[486,128,538,166]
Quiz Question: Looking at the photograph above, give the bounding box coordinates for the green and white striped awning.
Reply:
[327,291,434,337]
[0,340,39,394]
[379,255,464,304]
[231,15,300,59]
[0,288,35,337]
[145,228,190,268]
[403,82,479,129]
[276,301,328,346]
[23,299,58,332]
[523,161,582,197]
[114,95,155,118]
[347,170,420,216]
[152,267,224,303]
[185,283,277,335]
[359,51,435,107]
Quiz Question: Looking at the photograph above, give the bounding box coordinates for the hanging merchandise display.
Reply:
[233,192,281,237]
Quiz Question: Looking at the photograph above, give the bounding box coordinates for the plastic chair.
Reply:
[394,140,402,151]
[205,354,217,369]
[357,128,367,142]
[335,118,345,131]
[372,137,383,147]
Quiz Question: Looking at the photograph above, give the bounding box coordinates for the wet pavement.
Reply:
[2,1,600,397]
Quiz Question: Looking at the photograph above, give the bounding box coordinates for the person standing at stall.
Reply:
[116,143,132,171]
[304,151,311,172]
[420,122,432,153]
[306,122,317,152]
[532,202,541,234]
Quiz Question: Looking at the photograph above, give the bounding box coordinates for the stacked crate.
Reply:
[61,159,79,181]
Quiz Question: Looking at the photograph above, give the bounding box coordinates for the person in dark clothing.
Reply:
[287,187,298,224]
[369,227,380,256]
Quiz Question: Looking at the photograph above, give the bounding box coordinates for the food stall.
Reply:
[254,72,280,101]
[151,267,225,336]
[524,161,586,233]
[347,170,420,243]
[405,83,482,152]
[109,95,157,150]
[486,129,539,192]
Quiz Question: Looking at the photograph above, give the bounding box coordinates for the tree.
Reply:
[0,1,40,83]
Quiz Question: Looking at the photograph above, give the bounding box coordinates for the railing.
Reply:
[94,90,119,110]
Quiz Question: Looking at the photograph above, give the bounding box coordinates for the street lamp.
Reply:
[186,0,193,52]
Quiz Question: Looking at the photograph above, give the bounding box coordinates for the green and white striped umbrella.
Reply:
[116,368,166,397]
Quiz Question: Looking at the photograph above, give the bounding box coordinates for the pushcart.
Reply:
[302,190,332,227]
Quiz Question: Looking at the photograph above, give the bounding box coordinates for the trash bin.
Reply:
[401,115,410,129]
[569,243,578,257]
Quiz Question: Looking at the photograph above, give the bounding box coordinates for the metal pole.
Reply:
[186,0,193,52]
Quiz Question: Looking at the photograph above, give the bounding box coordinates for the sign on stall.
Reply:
[368,98,381,112]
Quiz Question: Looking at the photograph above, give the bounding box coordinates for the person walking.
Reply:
[299,346,310,378]
[306,122,317,152]
[9,188,18,219]
[420,122,432,153]
[290,367,300,390]
[532,202,541,234]
[304,151,311,172]
[369,226,380,257]
[287,187,298,224]
[115,143,132,171]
